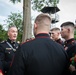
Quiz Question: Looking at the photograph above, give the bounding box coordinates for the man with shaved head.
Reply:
[8,14,68,75]
[61,21,76,75]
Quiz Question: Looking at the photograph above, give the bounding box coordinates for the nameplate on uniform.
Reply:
[6,48,12,50]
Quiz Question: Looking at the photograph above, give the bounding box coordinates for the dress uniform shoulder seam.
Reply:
[21,38,35,45]
[0,40,6,44]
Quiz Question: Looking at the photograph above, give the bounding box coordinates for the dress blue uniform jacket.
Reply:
[0,39,19,75]
[8,33,69,75]
[63,38,76,75]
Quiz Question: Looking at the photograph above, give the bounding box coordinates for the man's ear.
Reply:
[68,28,70,32]
[34,23,37,29]
[7,32,9,36]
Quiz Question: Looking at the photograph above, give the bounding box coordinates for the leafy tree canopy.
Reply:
[31,0,59,11]
[0,24,7,42]
[5,12,23,32]
[10,0,59,11]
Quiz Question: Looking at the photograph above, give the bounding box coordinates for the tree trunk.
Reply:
[22,0,32,42]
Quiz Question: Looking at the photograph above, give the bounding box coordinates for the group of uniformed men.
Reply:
[50,21,76,75]
[0,13,76,75]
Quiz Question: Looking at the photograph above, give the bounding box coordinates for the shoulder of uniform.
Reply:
[0,40,7,44]
[17,41,20,44]
[29,38,35,42]
[21,38,35,45]
[72,40,76,44]
[71,41,76,47]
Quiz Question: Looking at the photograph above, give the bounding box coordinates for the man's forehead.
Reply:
[61,27,68,31]
[8,27,18,32]
[9,27,17,30]
[51,31,57,34]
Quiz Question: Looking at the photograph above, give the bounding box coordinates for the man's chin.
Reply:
[11,38,17,41]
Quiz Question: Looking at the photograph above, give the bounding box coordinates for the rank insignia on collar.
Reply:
[6,48,12,50]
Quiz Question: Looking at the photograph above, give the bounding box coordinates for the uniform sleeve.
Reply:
[0,44,5,72]
[7,46,26,75]
[0,43,12,72]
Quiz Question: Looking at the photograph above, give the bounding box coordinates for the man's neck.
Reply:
[65,36,74,41]
[8,38,16,42]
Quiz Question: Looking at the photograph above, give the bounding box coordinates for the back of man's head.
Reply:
[35,13,51,28]
[34,13,52,34]
[35,13,51,24]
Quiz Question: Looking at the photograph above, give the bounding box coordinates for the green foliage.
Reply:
[17,31,22,42]
[0,25,8,42]
[31,0,59,11]
[6,12,23,32]
[5,12,23,42]
[74,30,76,40]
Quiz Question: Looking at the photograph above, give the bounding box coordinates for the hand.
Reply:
[69,64,76,72]
[0,70,3,75]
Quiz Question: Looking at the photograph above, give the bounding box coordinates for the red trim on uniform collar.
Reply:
[35,33,50,38]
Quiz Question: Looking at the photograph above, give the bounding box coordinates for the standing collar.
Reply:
[56,38,63,45]
[56,38,61,42]
[7,39,16,44]
[56,38,62,42]
[35,33,50,38]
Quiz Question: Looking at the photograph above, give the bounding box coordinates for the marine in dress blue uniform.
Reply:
[0,39,19,75]
[61,21,76,75]
[63,38,76,75]
[0,25,19,75]
[8,13,69,75]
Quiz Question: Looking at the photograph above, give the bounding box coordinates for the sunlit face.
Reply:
[61,27,68,39]
[8,27,18,41]
[51,31,59,41]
